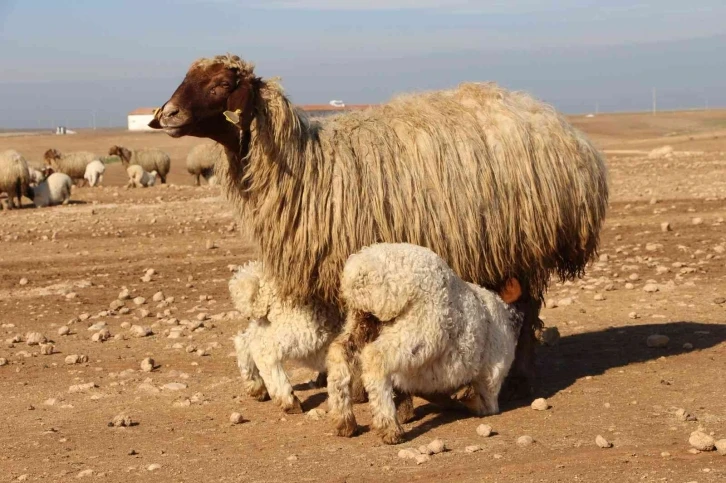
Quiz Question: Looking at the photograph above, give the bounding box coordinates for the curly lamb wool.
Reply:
[327,243,523,444]
[126,165,157,188]
[230,261,340,413]
[83,160,106,187]
[109,145,170,183]
[0,149,30,209]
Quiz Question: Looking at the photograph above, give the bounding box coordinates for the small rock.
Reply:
[109,299,125,311]
[205,240,217,250]
[715,439,726,455]
[19,277,29,286]
[427,439,446,454]
[91,329,110,342]
[69,382,96,393]
[109,414,133,427]
[39,343,54,355]
[25,332,46,346]
[133,297,146,306]
[689,431,715,451]
[598,254,609,262]
[683,342,694,350]
[675,408,696,422]
[305,408,326,421]
[465,445,482,453]
[152,291,165,302]
[0,358,7,366]
[593,293,605,301]
[595,435,612,448]
[65,354,87,364]
[138,309,150,318]
[58,326,70,336]
[692,217,703,225]
[628,273,640,281]
[162,382,187,391]
[286,454,298,462]
[229,412,244,424]
[77,469,94,478]
[140,357,155,372]
[87,321,107,331]
[398,448,420,459]
[531,398,549,411]
[118,289,130,300]
[417,445,433,455]
[646,334,669,348]
[624,283,634,290]
[643,283,659,293]
[517,435,534,446]
[65,292,77,300]
[558,297,573,306]
[628,311,639,319]
[130,325,152,338]
[476,424,493,437]
[145,268,156,277]
[660,222,672,232]
[147,464,161,472]
[714,297,726,305]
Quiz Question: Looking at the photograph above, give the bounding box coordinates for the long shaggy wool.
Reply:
[209,56,608,304]
[186,143,224,184]
[0,149,30,207]
[44,149,96,181]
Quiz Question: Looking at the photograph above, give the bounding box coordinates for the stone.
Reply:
[595,435,612,448]
[398,448,419,459]
[715,439,726,455]
[147,464,161,472]
[692,217,703,225]
[674,408,696,422]
[465,445,482,453]
[109,299,125,311]
[517,435,534,446]
[130,325,152,338]
[25,332,46,346]
[476,424,493,437]
[305,408,326,421]
[646,334,669,348]
[229,412,244,424]
[643,283,659,293]
[109,414,133,427]
[660,222,672,232]
[162,382,187,391]
[133,297,146,306]
[152,291,165,302]
[140,357,155,372]
[688,431,715,451]
[427,439,446,454]
[531,398,549,411]
[58,326,70,336]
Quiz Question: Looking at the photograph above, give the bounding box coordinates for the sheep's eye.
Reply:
[220,82,230,89]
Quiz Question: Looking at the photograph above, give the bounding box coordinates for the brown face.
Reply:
[149,63,242,138]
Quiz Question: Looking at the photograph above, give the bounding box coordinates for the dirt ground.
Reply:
[1,110,725,482]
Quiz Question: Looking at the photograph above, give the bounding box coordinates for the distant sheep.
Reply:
[230,261,341,413]
[126,165,157,188]
[109,145,170,183]
[28,167,45,185]
[327,243,523,444]
[43,149,96,183]
[186,143,224,186]
[83,160,106,187]
[26,173,72,208]
[0,149,30,209]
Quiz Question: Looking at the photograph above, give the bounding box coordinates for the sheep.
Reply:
[43,149,96,184]
[186,143,224,186]
[327,243,523,444]
[0,149,30,209]
[229,261,341,413]
[25,173,72,208]
[149,54,609,400]
[109,145,170,183]
[83,160,106,187]
[28,167,45,185]
[126,165,157,188]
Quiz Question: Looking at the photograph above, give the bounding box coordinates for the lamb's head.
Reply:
[43,149,60,166]
[149,54,259,141]
[108,146,131,165]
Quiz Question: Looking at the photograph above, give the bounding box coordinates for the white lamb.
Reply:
[26,173,72,208]
[126,164,157,188]
[84,160,106,187]
[327,243,523,444]
[230,261,341,413]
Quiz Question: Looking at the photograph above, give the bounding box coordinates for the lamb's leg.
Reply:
[500,294,540,403]
[233,329,269,401]
[360,342,404,445]
[394,392,415,424]
[326,327,359,437]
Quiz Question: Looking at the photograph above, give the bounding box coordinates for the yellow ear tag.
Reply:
[223,109,242,125]
[153,107,161,116]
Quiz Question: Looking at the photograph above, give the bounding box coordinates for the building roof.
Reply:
[128,104,374,116]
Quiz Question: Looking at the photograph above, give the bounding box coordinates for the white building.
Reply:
[127,108,156,131]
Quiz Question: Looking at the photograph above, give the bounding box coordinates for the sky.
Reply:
[0,0,725,129]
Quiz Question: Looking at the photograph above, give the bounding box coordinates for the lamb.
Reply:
[327,243,523,444]
[44,149,96,184]
[186,143,224,186]
[149,54,609,400]
[26,173,72,208]
[109,145,170,183]
[230,261,341,413]
[83,160,106,187]
[28,167,45,185]
[126,165,157,188]
[0,149,31,209]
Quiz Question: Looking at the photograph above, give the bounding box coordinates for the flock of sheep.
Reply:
[0,142,224,209]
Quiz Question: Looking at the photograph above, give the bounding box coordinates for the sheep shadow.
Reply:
[399,321,726,438]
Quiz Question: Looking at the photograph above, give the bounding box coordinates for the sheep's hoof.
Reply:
[334,414,358,438]
[246,383,270,402]
[282,395,304,414]
[379,424,405,445]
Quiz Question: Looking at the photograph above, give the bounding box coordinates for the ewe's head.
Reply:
[43,149,60,165]
[148,54,258,140]
[108,146,131,165]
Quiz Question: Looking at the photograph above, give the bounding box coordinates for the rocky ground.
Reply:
[1,115,725,482]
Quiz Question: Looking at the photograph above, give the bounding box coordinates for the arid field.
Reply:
[1,109,725,482]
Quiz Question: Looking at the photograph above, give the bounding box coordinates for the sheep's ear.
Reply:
[148,107,163,129]
[499,278,522,304]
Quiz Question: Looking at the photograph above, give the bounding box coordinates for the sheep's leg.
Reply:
[159,174,167,184]
[500,294,539,403]
[194,174,200,186]
[326,329,359,437]
[233,329,269,401]
[360,342,404,445]
[251,349,301,414]
[394,392,415,424]
[14,179,22,209]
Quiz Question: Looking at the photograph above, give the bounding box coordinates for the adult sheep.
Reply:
[149,54,609,398]
[186,143,224,186]
[44,149,96,184]
[108,145,170,183]
[0,149,30,209]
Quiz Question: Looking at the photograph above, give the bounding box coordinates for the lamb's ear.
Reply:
[148,106,163,129]
[499,278,522,304]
